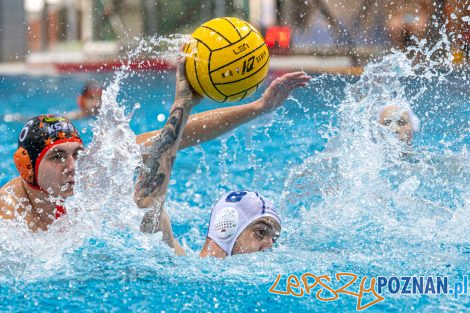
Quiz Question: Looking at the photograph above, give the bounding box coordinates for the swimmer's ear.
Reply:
[14,147,35,185]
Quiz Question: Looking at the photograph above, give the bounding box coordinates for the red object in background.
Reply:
[265,26,291,49]
[55,59,173,72]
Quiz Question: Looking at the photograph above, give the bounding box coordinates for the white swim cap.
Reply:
[207,191,281,256]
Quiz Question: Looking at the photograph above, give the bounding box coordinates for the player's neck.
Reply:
[199,238,228,258]
[22,180,61,226]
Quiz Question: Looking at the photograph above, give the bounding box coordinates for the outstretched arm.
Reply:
[134,59,201,241]
[62,110,86,120]
[135,72,311,149]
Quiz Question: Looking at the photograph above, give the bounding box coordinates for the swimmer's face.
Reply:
[378,106,414,144]
[232,217,281,255]
[36,142,84,198]
[82,89,102,115]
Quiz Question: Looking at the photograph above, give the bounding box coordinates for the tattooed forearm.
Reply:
[140,210,160,233]
[167,107,183,136]
[135,58,201,247]
[135,107,186,208]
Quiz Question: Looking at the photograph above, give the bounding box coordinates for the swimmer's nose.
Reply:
[63,155,76,176]
[260,237,274,251]
[389,123,398,132]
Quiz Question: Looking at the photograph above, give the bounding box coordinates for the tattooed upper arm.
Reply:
[134,107,185,207]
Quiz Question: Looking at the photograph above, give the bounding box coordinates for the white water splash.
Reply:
[0,35,189,282]
[280,29,469,276]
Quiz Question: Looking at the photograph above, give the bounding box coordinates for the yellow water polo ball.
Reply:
[184,17,270,102]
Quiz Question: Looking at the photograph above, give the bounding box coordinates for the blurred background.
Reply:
[0,0,468,69]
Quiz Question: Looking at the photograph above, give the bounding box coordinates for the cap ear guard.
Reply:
[14,147,35,184]
[213,207,239,239]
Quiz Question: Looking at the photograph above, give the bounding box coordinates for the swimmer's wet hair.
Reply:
[81,80,102,96]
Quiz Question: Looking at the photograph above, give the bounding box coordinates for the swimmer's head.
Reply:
[13,114,83,196]
[378,105,420,144]
[77,81,102,115]
[202,191,281,257]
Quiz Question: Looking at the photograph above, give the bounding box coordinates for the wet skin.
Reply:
[232,216,281,254]
[37,142,84,198]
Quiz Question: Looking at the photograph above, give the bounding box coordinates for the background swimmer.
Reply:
[378,104,420,144]
[1,81,104,123]
[200,191,281,258]
[63,81,104,120]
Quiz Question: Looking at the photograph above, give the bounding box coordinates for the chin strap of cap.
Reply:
[55,205,66,219]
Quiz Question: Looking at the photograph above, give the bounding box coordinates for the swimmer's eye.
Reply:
[254,226,268,240]
[397,118,407,126]
[50,153,65,162]
[86,94,101,100]
[72,150,81,160]
[384,119,392,126]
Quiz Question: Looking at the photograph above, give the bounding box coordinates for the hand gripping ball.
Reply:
[184,17,270,102]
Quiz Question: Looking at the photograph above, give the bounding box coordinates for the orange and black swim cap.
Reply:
[13,114,83,188]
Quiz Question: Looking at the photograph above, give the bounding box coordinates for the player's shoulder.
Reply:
[0,177,27,219]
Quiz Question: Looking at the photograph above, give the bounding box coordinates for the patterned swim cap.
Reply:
[13,114,82,187]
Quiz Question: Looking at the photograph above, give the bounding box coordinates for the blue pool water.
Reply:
[0,49,469,312]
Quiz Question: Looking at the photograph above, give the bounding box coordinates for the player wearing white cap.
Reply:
[200,191,281,258]
[378,104,420,144]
